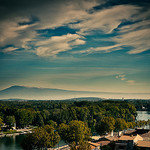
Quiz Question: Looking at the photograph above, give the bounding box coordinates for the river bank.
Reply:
[0,128,32,138]
[0,111,150,150]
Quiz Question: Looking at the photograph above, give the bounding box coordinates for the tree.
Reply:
[21,125,60,150]
[15,109,33,128]
[0,117,4,131]
[115,118,128,131]
[58,120,91,145]
[41,109,50,123]
[127,122,136,129]
[47,120,57,128]
[96,117,115,135]
[33,112,44,127]
[5,116,16,129]
[70,141,91,150]
[57,123,68,142]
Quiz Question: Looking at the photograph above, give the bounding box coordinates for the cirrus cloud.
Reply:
[0,0,150,57]
[36,33,85,56]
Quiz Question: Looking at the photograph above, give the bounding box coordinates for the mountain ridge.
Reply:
[0,85,150,100]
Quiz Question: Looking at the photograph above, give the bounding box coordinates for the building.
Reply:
[115,134,143,150]
[125,128,150,141]
[88,142,101,150]
[137,141,150,150]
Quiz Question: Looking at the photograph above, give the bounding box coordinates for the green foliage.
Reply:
[5,116,16,128]
[115,118,128,131]
[0,100,143,134]
[0,117,4,131]
[58,120,91,144]
[21,125,60,150]
[96,117,115,135]
[131,100,150,111]
[136,120,148,128]
[127,121,136,129]
[70,141,91,150]
[15,109,34,128]
[47,120,57,128]
[57,123,68,142]
[41,109,50,123]
[77,141,91,150]
[33,112,44,127]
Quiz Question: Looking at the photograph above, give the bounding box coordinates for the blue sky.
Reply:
[0,0,150,96]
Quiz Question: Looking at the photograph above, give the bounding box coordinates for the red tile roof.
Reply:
[137,141,150,148]
[97,141,110,146]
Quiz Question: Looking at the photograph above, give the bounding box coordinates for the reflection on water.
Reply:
[54,140,66,148]
[0,111,149,150]
[136,111,150,129]
[0,134,24,150]
[0,134,66,150]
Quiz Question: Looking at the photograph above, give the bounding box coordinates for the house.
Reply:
[118,134,143,143]
[92,136,118,149]
[88,142,100,150]
[125,128,150,141]
[97,141,110,147]
[94,129,150,150]
[115,134,143,150]
[137,141,150,150]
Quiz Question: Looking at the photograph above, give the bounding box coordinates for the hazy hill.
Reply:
[0,85,150,100]
[0,85,102,100]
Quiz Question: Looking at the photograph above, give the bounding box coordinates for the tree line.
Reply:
[21,120,91,150]
[21,118,150,150]
[0,100,149,132]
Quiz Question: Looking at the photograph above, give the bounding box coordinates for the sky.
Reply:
[0,0,150,96]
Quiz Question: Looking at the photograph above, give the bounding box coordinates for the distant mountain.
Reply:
[0,85,150,100]
[0,85,101,100]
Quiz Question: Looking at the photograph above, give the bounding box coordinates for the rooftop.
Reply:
[137,141,150,148]
[119,135,137,141]
[119,134,143,141]
[88,142,100,150]
[125,129,150,141]
[97,141,110,146]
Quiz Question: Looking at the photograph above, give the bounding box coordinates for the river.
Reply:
[0,111,150,150]
[0,134,66,150]
[0,134,24,150]
[136,111,150,121]
[136,111,150,129]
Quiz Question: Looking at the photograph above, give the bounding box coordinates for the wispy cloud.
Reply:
[0,17,37,49]
[2,47,18,53]
[0,0,99,55]
[0,0,150,57]
[36,33,85,56]
[116,74,136,85]
[116,74,126,81]
[127,80,135,85]
[77,44,123,54]
[72,5,150,55]
[69,5,140,34]
[119,22,150,55]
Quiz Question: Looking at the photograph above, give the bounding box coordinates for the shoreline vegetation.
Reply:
[0,99,150,149]
[0,128,33,137]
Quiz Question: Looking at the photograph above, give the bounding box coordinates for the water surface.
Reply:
[0,111,150,150]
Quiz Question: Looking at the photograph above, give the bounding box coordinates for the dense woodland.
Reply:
[0,100,149,132]
[0,99,150,149]
[131,100,150,111]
